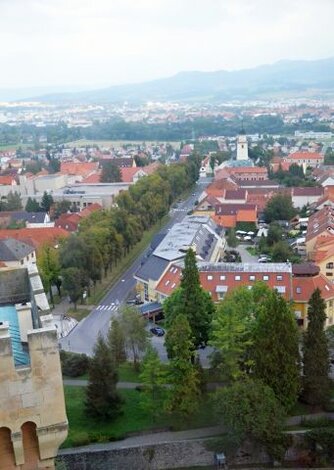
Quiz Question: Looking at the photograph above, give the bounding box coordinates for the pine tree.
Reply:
[85,334,123,420]
[165,315,200,417]
[251,289,301,411]
[164,249,215,349]
[108,318,127,367]
[41,191,53,212]
[302,288,331,406]
[25,197,41,212]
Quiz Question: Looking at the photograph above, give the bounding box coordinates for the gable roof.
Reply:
[60,162,98,177]
[0,227,69,249]
[0,211,48,224]
[292,187,323,197]
[0,238,34,261]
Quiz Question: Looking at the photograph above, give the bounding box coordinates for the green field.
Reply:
[66,139,181,148]
[63,386,218,448]
[0,143,32,151]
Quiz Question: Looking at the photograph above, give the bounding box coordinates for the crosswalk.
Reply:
[172,208,188,212]
[96,304,118,312]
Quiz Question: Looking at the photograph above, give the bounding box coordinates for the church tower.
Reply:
[236,128,248,161]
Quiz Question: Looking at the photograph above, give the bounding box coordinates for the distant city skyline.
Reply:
[1,0,334,89]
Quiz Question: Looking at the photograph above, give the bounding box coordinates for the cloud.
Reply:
[0,0,333,88]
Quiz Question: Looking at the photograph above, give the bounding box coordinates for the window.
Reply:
[220,275,226,281]
[326,262,334,269]
[249,275,255,281]
[171,283,176,289]
[207,275,213,280]
[31,252,34,258]
[235,275,241,281]
[275,286,286,294]
[326,272,333,277]
[276,275,283,281]
[263,275,269,281]
[165,280,170,286]
[20,260,23,265]
[329,300,333,308]
[296,287,301,294]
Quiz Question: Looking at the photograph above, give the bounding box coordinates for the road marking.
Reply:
[96,305,101,310]
[108,305,113,310]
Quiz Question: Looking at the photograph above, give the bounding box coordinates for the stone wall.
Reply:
[57,439,214,470]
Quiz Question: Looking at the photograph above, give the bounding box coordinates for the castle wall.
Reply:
[0,323,68,469]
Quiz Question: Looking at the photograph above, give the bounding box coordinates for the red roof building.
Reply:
[0,227,69,250]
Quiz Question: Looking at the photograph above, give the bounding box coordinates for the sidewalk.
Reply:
[58,425,225,455]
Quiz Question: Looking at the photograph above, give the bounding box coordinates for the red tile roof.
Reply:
[224,189,247,200]
[81,172,101,184]
[287,152,324,161]
[60,162,99,177]
[0,175,16,185]
[292,187,323,197]
[292,273,334,301]
[0,227,69,249]
[79,203,102,218]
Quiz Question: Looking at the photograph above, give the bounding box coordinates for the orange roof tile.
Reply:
[60,162,99,177]
[0,227,69,250]
[292,274,334,301]
[287,152,324,161]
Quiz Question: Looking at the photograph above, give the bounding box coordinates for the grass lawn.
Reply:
[63,386,218,448]
[63,362,170,383]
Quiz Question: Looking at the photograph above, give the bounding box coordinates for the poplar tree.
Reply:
[85,334,123,420]
[164,249,215,349]
[302,288,331,406]
[108,318,127,367]
[165,315,200,417]
[139,345,166,421]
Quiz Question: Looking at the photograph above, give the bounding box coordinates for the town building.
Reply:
[292,263,334,328]
[135,216,225,302]
[305,206,334,255]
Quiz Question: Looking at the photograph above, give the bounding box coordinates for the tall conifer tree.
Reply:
[85,334,123,420]
[164,249,215,349]
[302,288,330,406]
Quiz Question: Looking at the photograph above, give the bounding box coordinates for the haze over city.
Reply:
[1,0,334,90]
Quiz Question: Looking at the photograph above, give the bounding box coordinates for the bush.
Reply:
[305,427,334,465]
[60,350,90,377]
[71,432,90,447]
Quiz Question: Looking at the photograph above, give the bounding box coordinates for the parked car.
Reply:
[126,299,137,305]
[150,326,165,337]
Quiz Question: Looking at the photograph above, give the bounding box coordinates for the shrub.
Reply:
[60,350,90,377]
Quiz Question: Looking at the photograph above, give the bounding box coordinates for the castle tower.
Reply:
[236,128,248,161]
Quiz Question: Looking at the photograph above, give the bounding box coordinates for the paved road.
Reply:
[237,243,258,263]
[60,178,212,356]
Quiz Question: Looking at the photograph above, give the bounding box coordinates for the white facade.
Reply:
[236,134,249,161]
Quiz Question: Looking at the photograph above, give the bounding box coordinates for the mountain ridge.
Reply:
[7,56,334,103]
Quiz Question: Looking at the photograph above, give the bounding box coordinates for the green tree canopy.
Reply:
[264,194,296,223]
[100,160,121,183]
[165,315,200,417]
[251,289,301,410]
[85,334,123,420]
[213,379,288,462]
[108,318,127,367]
[139,345,166,421]
[302,288,331,406]
[164,249,215,349]
[119,306,148,369]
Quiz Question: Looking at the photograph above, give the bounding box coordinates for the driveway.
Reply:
[237,243,258,263]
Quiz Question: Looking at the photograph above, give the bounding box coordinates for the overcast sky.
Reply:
[1,0,334,89]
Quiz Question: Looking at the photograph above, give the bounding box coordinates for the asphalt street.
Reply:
[60,177,212,356]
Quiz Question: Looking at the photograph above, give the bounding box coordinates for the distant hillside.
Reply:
[29,57,334,104]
